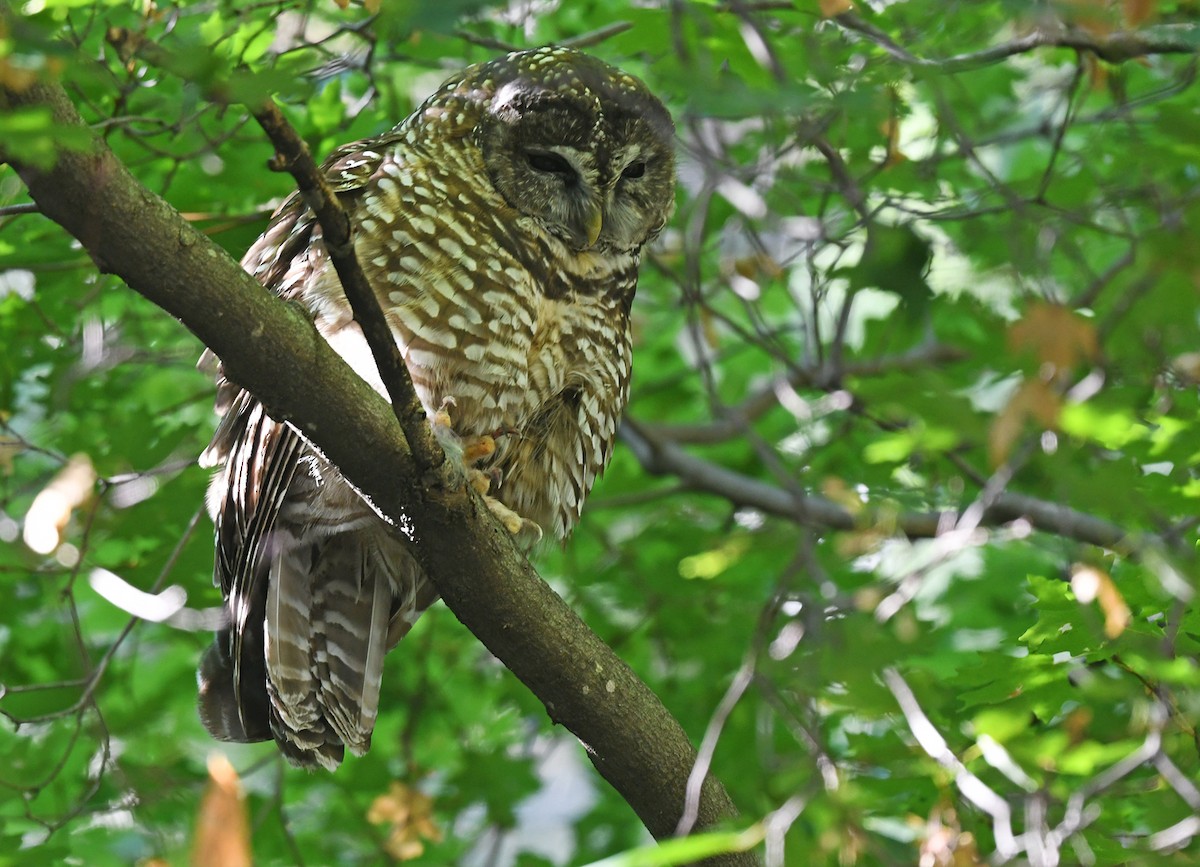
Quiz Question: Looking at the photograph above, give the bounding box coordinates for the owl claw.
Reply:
[466,468,541,546]
[467,466,503,496]
[432,399,540,544]
[485,495,543,546]
[429,397,497,467]
[463,434,496,465]
[431,395,456,430]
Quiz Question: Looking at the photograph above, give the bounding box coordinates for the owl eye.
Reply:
[526,150,576,178]
[621,161,646,180]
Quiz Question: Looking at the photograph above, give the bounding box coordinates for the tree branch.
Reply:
[640,343,967,446]
[0,73,751,865]
[622,420,1134,551]
[834,12,1199,69]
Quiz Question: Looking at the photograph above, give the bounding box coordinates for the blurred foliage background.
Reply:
[3,1,1200,865]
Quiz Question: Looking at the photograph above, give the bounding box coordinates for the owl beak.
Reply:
[583,204,603,249]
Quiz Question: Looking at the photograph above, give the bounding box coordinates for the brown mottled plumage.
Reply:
[196,47,675,769]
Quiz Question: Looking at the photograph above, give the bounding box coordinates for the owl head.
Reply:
[449,47,676,255]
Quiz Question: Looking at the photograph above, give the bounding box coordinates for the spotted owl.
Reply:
[196,47,676,769]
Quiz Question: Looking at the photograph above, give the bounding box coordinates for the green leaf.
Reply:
[581,826,763,867]
[844,224,934,320]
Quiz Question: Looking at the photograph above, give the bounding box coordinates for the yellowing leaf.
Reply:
[1123,0,1157,26]
[0,58,37,92]
[1071,564,1131,638]
[989,378,1061,466]
[0,434,23,475]
[1064,706,1093,745]
[1007,303,1099,373]
[191,754,251,867]
[821,476,863,514]
[880,114,907,167]
[819,0,854,16]
[1169,351,1200,385]
[729,252,782,280]
[700,308,721,350]
[679,537,749,580]
[1056,0,1117,35]
[916,802,985,867]
[368,783,442,861]
[22,453,95,554]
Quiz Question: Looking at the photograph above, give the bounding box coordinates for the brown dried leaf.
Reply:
[1169,351,1200,385]
[1123,0,1158,26]
[1007,302,1099,373]
[368,783,442,862]
[191,754,251,867]
[1072,564,1131,638]
[1064,706,1093,745]
[989,378,1062,466]
[819,0,854,17]
[917,802,985,866]
[22,453,96,554]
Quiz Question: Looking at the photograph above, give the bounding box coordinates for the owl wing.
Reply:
[196,134,406,756]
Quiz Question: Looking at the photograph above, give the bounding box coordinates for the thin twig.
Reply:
[834,13,1198,69]
[622,420,1135,550]
[563,22,635,49]
[247,102,446,474]
[0,201,39,218]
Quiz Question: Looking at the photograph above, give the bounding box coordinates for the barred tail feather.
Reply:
[251,530,426,768]
[265,540,341,766]
[307,533,393,757]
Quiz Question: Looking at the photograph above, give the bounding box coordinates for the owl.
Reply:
[196,47,675,769]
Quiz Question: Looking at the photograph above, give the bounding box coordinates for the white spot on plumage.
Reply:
[408,216,435,235]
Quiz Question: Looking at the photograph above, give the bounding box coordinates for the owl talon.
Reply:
[467,467,493,496]
[485,495,543,546]
[429,396,464,461]
[431,395,456,430]
[429,397,498,468]
[467,468,540,545]
[463,434,496,465]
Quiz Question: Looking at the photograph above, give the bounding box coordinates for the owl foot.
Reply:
[429,396,496,465]
[467,467,543,546]
[429,398,542,545]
